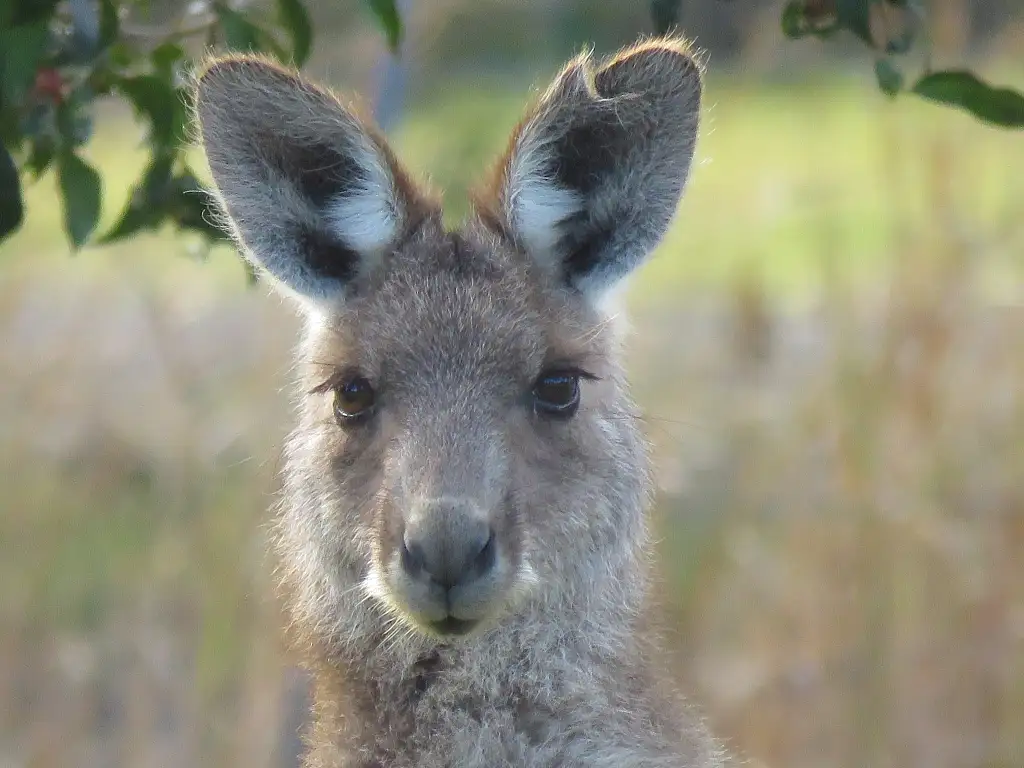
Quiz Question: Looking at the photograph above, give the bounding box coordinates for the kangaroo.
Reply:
[194,35,721,768]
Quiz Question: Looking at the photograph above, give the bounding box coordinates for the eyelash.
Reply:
[309,368,360,396]
[310,366,600,420]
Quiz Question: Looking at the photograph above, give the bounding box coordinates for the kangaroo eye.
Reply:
[532,371,581,418]
[334,376,376,424]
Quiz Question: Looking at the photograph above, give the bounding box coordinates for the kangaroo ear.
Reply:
[194,56,432,308]
[479,38,702,300]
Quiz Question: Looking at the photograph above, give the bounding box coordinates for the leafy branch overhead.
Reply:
[0,0,321,250]
[653,0,1024,129]
[1,0,1020,252]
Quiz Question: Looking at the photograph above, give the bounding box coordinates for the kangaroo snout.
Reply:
[401,500,497,589]
[388,498,510,636]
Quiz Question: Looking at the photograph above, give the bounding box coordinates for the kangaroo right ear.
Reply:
[477,37,702,303]
[194,56,432,309]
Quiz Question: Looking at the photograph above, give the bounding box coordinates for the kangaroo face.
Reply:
[291,223,639,637]
[194,39,701,641]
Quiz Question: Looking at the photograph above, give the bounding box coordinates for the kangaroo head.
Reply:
[194,39,702,645]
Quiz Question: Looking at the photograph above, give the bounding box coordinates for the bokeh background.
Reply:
[2,1,1023,766]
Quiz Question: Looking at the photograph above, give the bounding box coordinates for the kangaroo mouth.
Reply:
[429,616,480,637]
[366,546,540,642]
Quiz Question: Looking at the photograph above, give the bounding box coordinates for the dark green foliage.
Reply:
[0,22,51,108]
[772,0,1023,123]
[912,70,1024,128]
[874,58,903,97]
[0,0,324,248]
[834,0,876,48]
[215,4,266,54]
[0,143,23,236]
[115,75,189,145]
[57,150,101,248]
[278,0,313,66]
[649,0,682,35]
[366,0,402,52]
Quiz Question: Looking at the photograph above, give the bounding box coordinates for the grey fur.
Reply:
[195,36,722,768]
[490,41,703,298]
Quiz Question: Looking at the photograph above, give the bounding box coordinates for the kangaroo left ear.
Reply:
[194,55,433,311]
[478,37,703,301]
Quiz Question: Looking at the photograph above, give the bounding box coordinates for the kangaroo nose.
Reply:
[401,502,496,589]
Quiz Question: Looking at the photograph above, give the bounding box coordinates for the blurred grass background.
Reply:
[1,1,1023,766]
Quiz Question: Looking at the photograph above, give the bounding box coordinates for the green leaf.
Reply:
[55,97,94,147]
[874,58,903,97]
[57,151,102,248]
[213,3,288,59]
[781,1,807,39]
[0,143,24,243]
[97,152,174,244]
[19,98,61,171]
[780,1,838,40]
[20,99,55,139]
[54,82,96,149]
[25,135,56,177]
[912,70,1024,129]
[96,201,155,244]
[216,4,264,53]
[107,40,134,70]
[116,75,187,146]
[139,152,176,202]
[11,0,59,26]
[0,22,51,106]
[836,0,873,47]
[366,0,402,52]
[100,160,228,246]
[650,0,681,35]
[170,171,228,242]
[98,0,120,49]
[151,42,185,78]
[277,0,313,66]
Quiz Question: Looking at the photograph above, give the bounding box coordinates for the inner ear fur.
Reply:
[472,36,704,297]
[193,54,437,307]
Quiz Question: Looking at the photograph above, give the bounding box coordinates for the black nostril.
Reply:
[401,512,497,589]
[401,536,426,577]
[470,529,497,579]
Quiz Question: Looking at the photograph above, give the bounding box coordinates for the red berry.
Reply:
[33,68,64,103]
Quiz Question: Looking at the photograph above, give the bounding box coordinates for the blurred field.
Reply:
[2,34,1024,768]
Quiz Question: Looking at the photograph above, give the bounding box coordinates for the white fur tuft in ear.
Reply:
[479,37,703,301]
[505,151,582,257]
[324,150,402,256]
[194,55,432,311]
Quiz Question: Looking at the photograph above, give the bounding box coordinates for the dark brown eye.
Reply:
[334,376,376,423]
[532,371,581,418]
